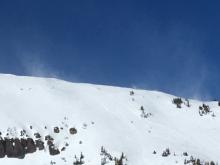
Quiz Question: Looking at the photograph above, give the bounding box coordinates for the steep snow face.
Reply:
[0,74,219,165]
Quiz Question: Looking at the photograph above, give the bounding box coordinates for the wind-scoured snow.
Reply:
[0,74,219,165]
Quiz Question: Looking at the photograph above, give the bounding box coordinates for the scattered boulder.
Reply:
[54,127,60,133]
[183,152,188,156]
[34,133,41,139]
[49,145,60,156]
[69,128,77,135]
[45,135,54,146]
[47,140,53,146]
[45,135,54,141]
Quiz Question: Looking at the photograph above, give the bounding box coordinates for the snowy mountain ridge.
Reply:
[0,74,219,165]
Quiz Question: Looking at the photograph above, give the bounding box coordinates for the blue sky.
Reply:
[0,0,220,100]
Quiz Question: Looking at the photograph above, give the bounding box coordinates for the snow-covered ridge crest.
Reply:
[0,73,219,165]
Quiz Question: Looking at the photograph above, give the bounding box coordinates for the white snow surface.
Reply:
[0,74,219,165]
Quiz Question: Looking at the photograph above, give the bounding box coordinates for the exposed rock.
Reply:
[47,140,53,146]
[14,139,25,159]
[0,140,5,158]
[183,152,188,156]
[69,128,77,135]
[49,145,60,156]
[20,138,27,148]
[26,138,36,154]
[35,140,44,150]
[54,127,60,133]
[5,138,25,159]
[34,133,41,139]
[20,130,26,136]
[45,135,54,146]
[5,139,15,158]
[45,135,54,141]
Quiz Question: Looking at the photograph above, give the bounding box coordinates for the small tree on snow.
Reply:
[185,99,190,107]
[73,152,85,165]
[114,153,127,165]
[173,98,183,108]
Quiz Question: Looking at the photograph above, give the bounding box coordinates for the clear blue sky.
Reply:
[0,0,219,100]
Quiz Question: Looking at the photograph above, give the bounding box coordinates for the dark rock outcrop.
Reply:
[34,133,41,139]
[69,128,77,135]
[45,135,54,141]
[5,138,25,159]
[26,138,36,154]
[3,138,38,159]
[5,139,15,158]
[20,138,27,149]
[35,140,44,150]
[49,144,60,156]
[54,127,60,133]
[14,139,25,159]
[0,140,5,158]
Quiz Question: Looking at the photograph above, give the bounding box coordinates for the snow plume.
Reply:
[14,46,79,83]
[19,52,60,79]
[130,22,210,101]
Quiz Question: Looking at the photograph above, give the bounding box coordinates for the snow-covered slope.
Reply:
[0,74,219,165]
